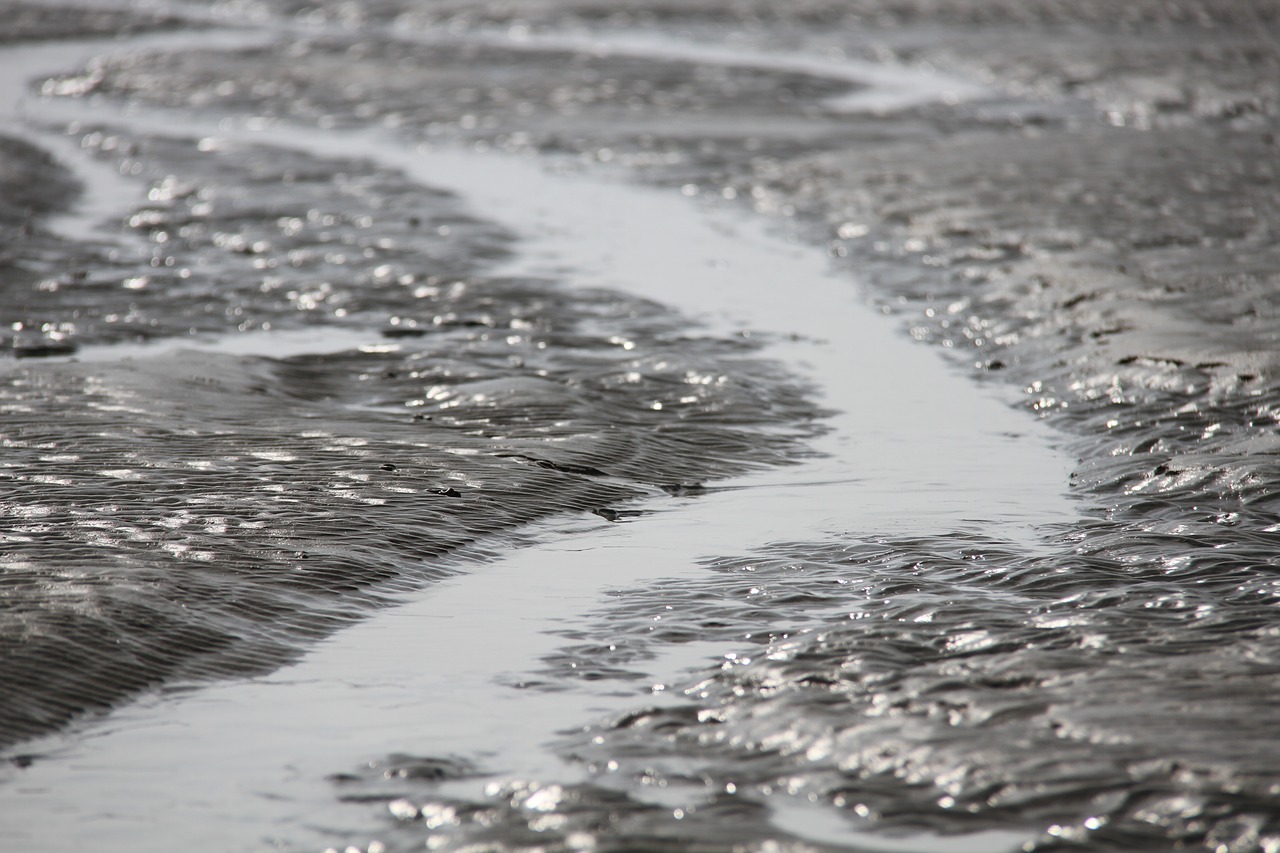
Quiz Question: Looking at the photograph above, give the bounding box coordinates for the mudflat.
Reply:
[1,2,1278,851]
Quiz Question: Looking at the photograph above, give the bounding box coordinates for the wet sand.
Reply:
[2,1,1279,851]
[1,147,1070,851]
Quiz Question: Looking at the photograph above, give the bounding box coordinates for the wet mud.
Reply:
[2,0,1279,851]
[0,258,821,745]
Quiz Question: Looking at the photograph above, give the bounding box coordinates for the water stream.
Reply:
[2,19,1075,853]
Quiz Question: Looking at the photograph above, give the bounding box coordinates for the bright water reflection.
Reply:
[5,1,1276,851]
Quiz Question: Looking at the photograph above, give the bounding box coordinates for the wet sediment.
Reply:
[2,0,1279,850]
[0,233,821,747]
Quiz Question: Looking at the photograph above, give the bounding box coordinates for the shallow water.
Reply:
[0,104,1069,851]
[2,2,1279,852]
